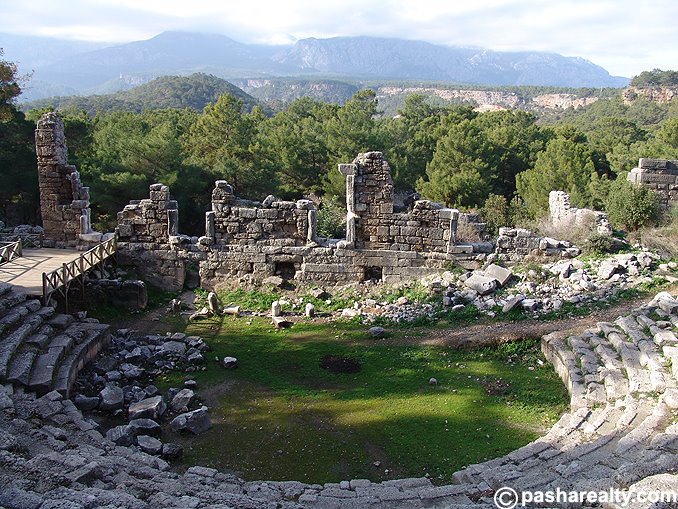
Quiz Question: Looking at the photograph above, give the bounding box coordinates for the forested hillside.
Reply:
[23,74,259,116]
[2,52,677,239]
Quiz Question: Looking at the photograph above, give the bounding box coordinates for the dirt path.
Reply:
[403,294,651,349]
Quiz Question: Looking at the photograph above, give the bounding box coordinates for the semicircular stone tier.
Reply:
[0,286,677,509]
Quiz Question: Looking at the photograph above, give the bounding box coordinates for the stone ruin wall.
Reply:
[35,112,96,247]
[341,152,467,254]
[29,112,583,292]
[115,183,185,290]
[115,151,494,291]
[628,158,678,208]
[207,180,315,247]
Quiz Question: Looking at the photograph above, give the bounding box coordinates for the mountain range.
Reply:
[0,31,629,103]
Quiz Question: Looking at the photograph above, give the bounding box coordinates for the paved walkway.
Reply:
[0,248,82,296]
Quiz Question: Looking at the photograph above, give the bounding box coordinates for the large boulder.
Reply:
[128,395,166,420]
[169,406,212,435]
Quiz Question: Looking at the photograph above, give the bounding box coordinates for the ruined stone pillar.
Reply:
[307,209,317,243]
[440,208,459,253]
[35,111,96,247]
[338,163,357,247]
[205,211,216,241]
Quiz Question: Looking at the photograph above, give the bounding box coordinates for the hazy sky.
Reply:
[1,0,676,77]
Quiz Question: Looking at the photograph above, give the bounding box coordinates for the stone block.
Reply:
[484,264,512,286]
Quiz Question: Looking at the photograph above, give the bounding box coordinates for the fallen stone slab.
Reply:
[464,273,497,296]
[502,294,525,313]
[169,406,212,434]
[272,316,292,328]
[159,341,186,357]
[106,424,135,446]
[161,442,184,459]
[128,418,161,437]
[368,326,386,338]
[128,395,166,421]
[170,388,195,412]
[73,394,100,411]
[484,264,512,286]
[98,385,124,412]
[222,356,238,369]
[598,259,624,280]
[263,276,285,288]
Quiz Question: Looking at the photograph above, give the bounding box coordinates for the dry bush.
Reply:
[634,203,678,258]
[531,214,599,246]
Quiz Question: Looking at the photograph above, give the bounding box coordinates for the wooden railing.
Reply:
[42,236,117,309]
[0,240,22,265]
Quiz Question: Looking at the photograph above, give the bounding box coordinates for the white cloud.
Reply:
[0,0,676,76]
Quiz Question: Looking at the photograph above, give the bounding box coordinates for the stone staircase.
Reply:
[446,291,678,506]
[0,282,110,397]
[0,288,677,509]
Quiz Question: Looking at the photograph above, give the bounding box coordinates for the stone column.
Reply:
[338,163,357,247]
[205,211,216,241]
[307,209,317,243]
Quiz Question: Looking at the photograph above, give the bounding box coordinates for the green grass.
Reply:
[160,315,568,485]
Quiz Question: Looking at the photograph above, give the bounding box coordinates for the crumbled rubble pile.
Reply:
[352,251,677,324]
[70,329,215,454]
[1,292,678,508]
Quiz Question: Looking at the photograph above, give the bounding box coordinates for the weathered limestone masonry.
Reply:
[35,112,97,247]
[115,183,185,290]
[208,180,314,247]
[495,227,580,261]
[548,190,611,235]
[116,152,492,290]
[628,158,678,208]
[340,151,471,253]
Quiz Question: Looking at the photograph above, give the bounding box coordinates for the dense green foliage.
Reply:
[0,50,37,224]
[630,69,678,87]
[3,58,678,233]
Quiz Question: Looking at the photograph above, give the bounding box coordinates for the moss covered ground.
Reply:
[158,314,568,485]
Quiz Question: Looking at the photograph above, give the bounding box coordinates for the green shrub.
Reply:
[480,194,510,235]
[581,233,618,255]
[605,175,660,231]
[316,200,346,239]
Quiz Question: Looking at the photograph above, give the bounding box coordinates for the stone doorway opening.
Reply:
[363,266,383,282]
[274,262,297,280]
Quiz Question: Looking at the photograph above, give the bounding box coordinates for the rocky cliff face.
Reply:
[377,86,599,112]
[622,86,678,105]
